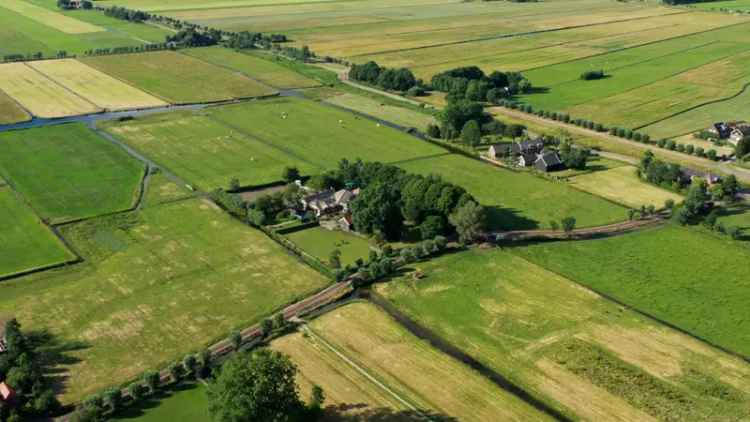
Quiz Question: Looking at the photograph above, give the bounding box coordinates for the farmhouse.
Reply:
[301,188,359,217]
[487,143,511,159]
[511,139,544,155]
[518,152,537,167]
[680,168,721,185]
[534,152,564,172]
[729,125,750,145]
[708,122,732,139]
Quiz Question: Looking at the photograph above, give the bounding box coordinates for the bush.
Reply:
[685,144,695,155]
[707,149,718,161]
[426,123,441,138]
[676,144,685,153]
[657,139,666,148]
[666,140,676,150]
[633,133,643,142]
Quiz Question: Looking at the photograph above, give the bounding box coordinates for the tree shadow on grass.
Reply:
[486,205,539,231]
[325,404,458,422]
[27,329,90,397]
[113,382,204,420]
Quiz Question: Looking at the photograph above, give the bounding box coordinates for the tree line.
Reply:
[430,66,532,103]
[348,61,419,93]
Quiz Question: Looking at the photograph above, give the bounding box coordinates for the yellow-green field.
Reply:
[378,248,750,421]
[569,165,683,209]
[183,48,319,90]
[324,92,436,129]
[299,302,550,421]
[0,198,329,402]
[0,62,100,118]
[29,59,167,111]
[0,89,30,125]
[81,51,277,104]
[0,0,104,34]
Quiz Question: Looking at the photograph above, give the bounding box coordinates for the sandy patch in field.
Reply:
[535,358,658,422]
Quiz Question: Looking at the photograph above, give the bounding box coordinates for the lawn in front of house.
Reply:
[284,226,373,267]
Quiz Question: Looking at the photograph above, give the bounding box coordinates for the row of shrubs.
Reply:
[496,100,723,161]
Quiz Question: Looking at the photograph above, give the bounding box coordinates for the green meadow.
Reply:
[0,198,329,402]
[514,225,750,358]
[285,226,373,267]
[0,187,76,278]
[0,123,144,223]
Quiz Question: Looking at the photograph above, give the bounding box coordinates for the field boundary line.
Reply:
[347,10,688,58]
[508,248,750,364]
[0,86,33,123]
[178,50,280,93]
[299,324,435,421]
[634,82,750,134]
[518,18,750,73]
[366,292,572,421]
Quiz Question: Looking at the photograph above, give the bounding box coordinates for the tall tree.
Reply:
[449,201,487,243]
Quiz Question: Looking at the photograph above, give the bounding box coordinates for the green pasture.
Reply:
[324,92,436,129]
[568,165,683,209]
[183,48,319,90]
[209,97,445,169]
[81,51,277,104]
[0,123,144,223]
[694,0,750,11]
[114,383,210,422]
[515,225,750,358]
[0,0,170,56]
[378,248,750,421]
[397,154,626,230]
[142,172,193,207]
[285,226,373,267]
[0,198,329,402]
[0,187,75,278]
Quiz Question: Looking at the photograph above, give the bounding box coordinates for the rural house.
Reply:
[708,122,732,139]
[487,143,511,159]
[511,139,544,155]
[518,152,537,167]
[0,382,15,405]
[729,125,750,145]
[680,168,721,185]
[301,188,359,217]
[534,152,564,172]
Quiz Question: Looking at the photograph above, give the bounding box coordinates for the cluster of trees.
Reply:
[0,320,60,422]
[638,150,686,191]
[348,61,419,92]
[558,140,590,170]
[580,70,606,80]
[500,101,609,132]
[276,45,314,62]
[102,6,150,22]
[314,160,486,243]
[167,28,222,47]
[248,185,305,227]
[225,32,287,50]
[57,0,92,9]
[207,349,325,422]
[431,66,531,103]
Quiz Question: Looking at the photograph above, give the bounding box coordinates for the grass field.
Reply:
[1,0,103,34]
[398,154,626,230]
[303,302,550,421]
[0,62,100,118]
[183,48,319,90]
[0,187,76,279]
[285,227,373,267]
[324,92,436,130]
[377,248,750,421]
[29,59,167,111]
[0,90,31,125]
[0,1,170,57]
[0,123,144,223]
[694,0,750,11]
[141,173,193,208]
[81,51,277,104]
[514,225,750,358]
[114,383,209,422]
[0,198,329,402]
[568,165,683,209]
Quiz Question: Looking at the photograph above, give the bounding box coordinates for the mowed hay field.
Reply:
[0,123,144,223]
[301,302,551,421]
[515,225,750,358]
[398,154,625,230]
[103,98,445,189]
[323,92,437,129]
[0,0,103,34]
[0,62,100,118]
[0,198,330,402]
[0,90,30,125]
[0,187,76,279]
[378,248,750,421]
[183,48,320,90]
[81,51,277,104]
[568,165,683,209]
[29,59,167,111]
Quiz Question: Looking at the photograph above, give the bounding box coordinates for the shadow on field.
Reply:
[486,206,539,231]
[325,404,458,422]
[114,382,202,420]
[28,329,89,396]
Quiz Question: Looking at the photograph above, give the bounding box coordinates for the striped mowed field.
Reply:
[0,90,30,125]
[0,0,104,34]
[29,59,168,111]
[0,62,100,118]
